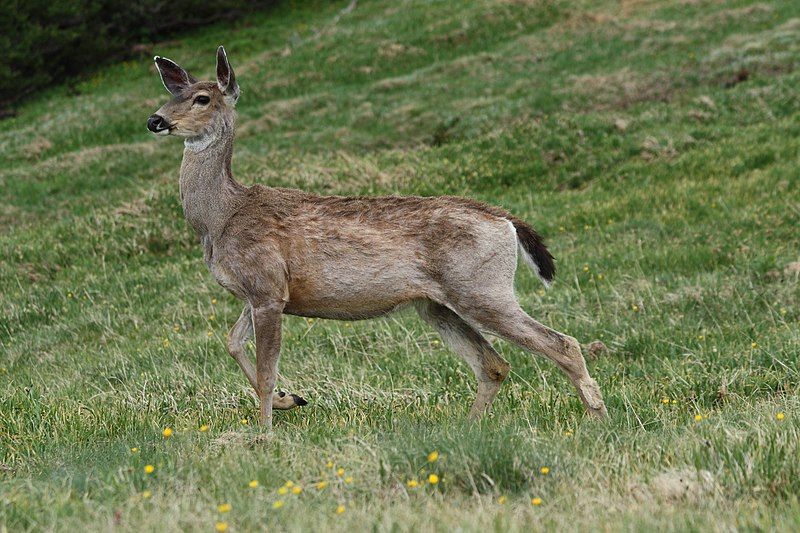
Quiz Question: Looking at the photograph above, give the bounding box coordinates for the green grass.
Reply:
[2,0,800,530]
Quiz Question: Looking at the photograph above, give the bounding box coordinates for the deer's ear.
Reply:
[154,56,197,97]
[216,46,240,103]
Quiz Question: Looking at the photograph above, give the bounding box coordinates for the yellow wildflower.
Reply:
[292,486,303,494]
[428,474,439,484]
[427,450,439,462]
[211,298,217,305]
[776,412,785,421]
[162,427,173,438]
[751,342,758,349]
[240,418,248,425]
[142,490,152,499]
[344,476,353,484]
[694,414,703,422]
[215,522,228,532]
[144,465,154,474]
[336,505,346,515]
[284,481,294,488]
[273,500,284,509]
[278,487,288,495]
[407,479,418,488]
[326,460,334,469]
[130,447,138,453]
[209,315,216,321]
[531,497,542,506]
[217,503,231,513]
[337,467,345,477]
[316,481,328,490]
[498,495,507,505]
[661,398,670,405]
[249,480,259,488]
[199,424,209,432]
[540,467,550,475]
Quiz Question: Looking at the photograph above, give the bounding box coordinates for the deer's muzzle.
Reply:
[147,114,171,135]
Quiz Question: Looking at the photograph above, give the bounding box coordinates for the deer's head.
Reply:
[147,46,240,141]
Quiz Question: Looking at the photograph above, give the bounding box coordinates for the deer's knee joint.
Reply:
[563,336,584,361]
[484,358,510,383]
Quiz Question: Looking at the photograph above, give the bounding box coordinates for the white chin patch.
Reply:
[154,129,170,136]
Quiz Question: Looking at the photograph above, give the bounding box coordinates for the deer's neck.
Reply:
[179,121,245,240]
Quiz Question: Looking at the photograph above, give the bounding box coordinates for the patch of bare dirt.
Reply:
[249,150,422,193]
[567,68,677,111]
[711,3,773,22]
[374,75,416,91]
[640,135,677,160]
[378,41,426,59]
[113,198,151,218]
[211,430,274,450]
[13,142,159,179]
[782,262,800,277]
[664,285,704,304]
[631,468,718,503]
[21,136,53,159]
[237,96,311,137]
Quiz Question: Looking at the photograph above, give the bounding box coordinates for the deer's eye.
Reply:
[194,95,210,105]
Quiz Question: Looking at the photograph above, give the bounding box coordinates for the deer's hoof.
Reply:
[273,390,308,410]
[291,394,308,407]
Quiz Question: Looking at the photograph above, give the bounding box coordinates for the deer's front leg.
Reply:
[228,305,307,410]
[251,301,284,428]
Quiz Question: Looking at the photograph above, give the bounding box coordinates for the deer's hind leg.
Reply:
[416,300,510,419]
[227,306,307,410]
[452,296,607,419]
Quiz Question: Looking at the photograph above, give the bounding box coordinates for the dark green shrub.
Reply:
[0,0,276,114]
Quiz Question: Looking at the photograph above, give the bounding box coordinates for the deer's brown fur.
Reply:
[148,47,608,428]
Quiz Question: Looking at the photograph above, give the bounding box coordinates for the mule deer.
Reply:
[147,46,608,428]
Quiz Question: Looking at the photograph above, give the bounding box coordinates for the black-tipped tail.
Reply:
[512,219,555,285]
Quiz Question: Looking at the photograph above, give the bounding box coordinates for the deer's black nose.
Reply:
[147,114,168,132]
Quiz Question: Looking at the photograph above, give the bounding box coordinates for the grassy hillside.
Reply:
[2,0,799,530]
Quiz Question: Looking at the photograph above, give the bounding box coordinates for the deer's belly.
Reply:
[284,297,409,320]
[285,272,424,320]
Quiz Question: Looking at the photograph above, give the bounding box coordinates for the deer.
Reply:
[146,46,608,429]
